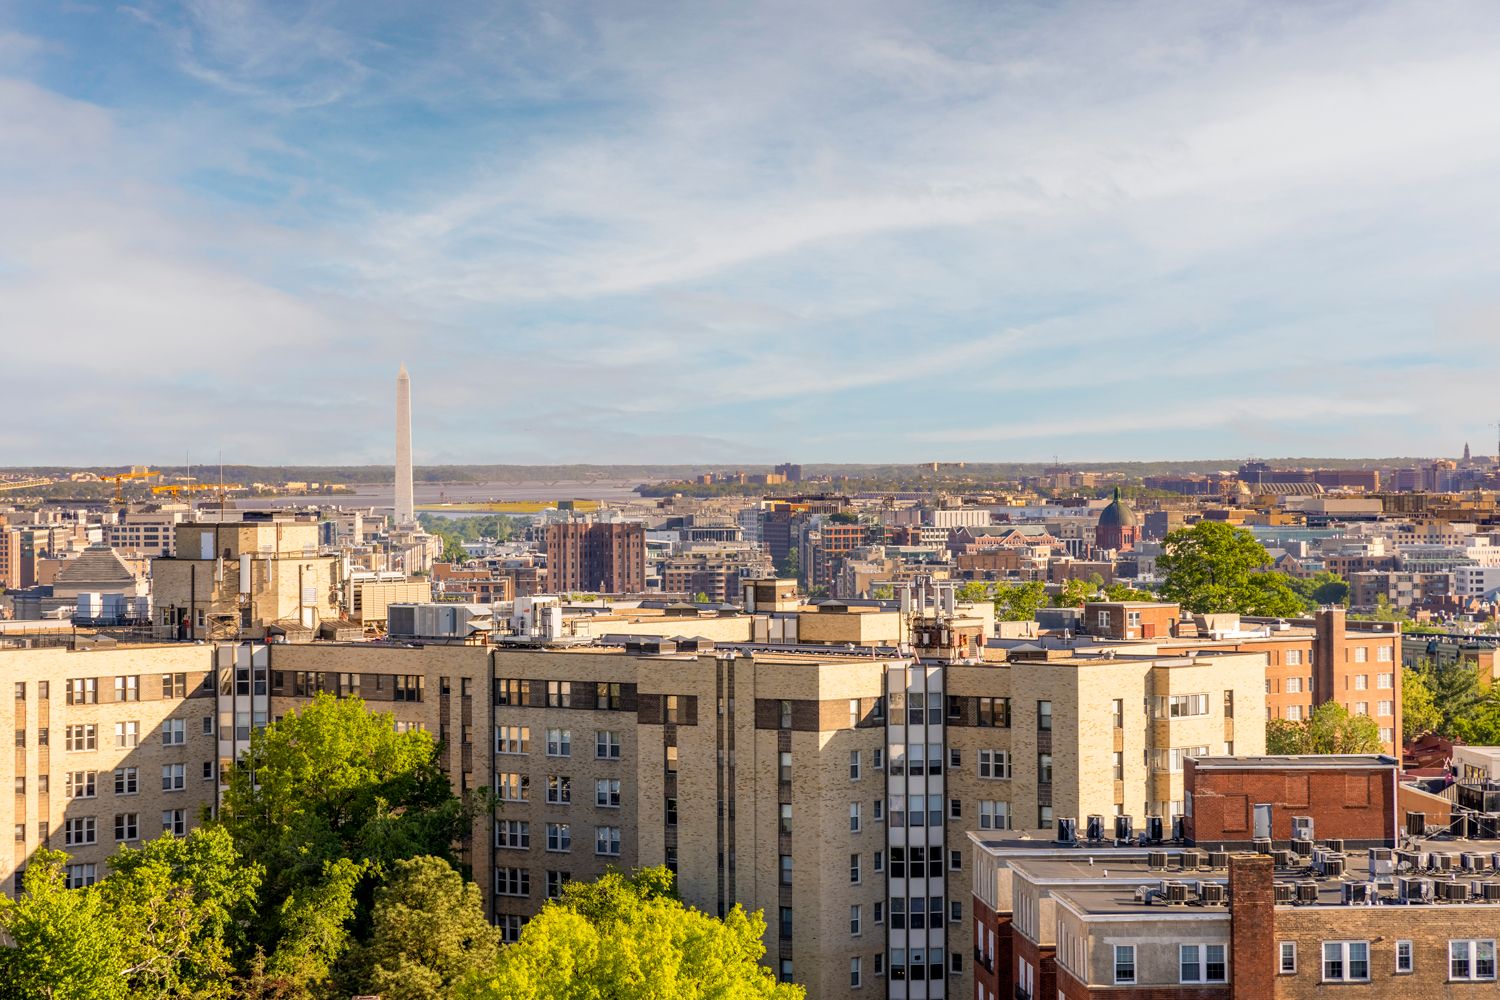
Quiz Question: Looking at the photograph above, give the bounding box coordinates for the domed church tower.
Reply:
[1095,487,1140,551]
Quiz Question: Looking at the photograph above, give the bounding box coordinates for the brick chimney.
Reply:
[1229,853,1275,999]
[1314,606,1345,703]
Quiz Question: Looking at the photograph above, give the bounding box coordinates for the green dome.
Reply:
[1098,487,1138,529]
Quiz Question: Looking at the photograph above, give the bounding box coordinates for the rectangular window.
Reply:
[1115,945,1136,984]
[546,822,571,852]
[394,674,424,702]
[113,813,138,842]
[847,853,858,883]
[64,817,97,846]
[850,957,861,988]
[1354,647,1368,663]
[1038,753,1052,783]
[495,772,528,802]
[495,867,530,897]
[495,820,530,849]
[1180,944,1227,984]
[495,726,530,754]
[66,677,97,705]
[779,700,793,729]
[977,697,1010,727]
[547,680,572,708]
[1037,700,1052,730]
[978,800,1009,830]
[1450,940,1496,981]
[1286,649,1302,666]
[595,730,622,759]
[1378,645,1393,662]
[594,826,621,856]
[978,750,1011,779]
[1395,940,1412,974]
[595,778,621,808]
[850,802,861,832]
[850,905,861,935]
[65,863,98,889]
[545,870,569,899]
[546,728,571,757]
[66,724,97,752]
[65,771,97,799]
[1286,677,1302,694]
[114,767,138,795]
[596,683,622,710]
[115,721,139,748]
[1322,941,1369,982]
[850,750,861,780]
[1378,672,1394,688]
[664,694,679,723]
[494,678,530,706]
[1112,698,1124,728]
[1280,942,1297,974]
[162,719,186,746]
[779,803,792,835]
[850,698,861,727]
[545,775,571,804]
[162,764,186,791]
[1355,674,1368,690]
[114,675,139,702]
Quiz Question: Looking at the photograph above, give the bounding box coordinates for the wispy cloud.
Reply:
[0,0,1498,463]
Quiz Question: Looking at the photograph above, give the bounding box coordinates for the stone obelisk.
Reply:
[395,364,415,526]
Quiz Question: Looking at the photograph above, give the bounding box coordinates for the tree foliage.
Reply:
[1401,665,1442,739]
[1285,570,1350,609]
[1052,578,1094,608]
[0,849,126,1000]
[1158,522,1303,616]
[1265,701,1384,754]
[993,581,1047,621]
[460,868,801,1000]
[351,856,500,1000]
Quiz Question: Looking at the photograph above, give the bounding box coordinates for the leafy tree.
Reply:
[870,584,894,601]
[1287,570,1350,609]
[253,858,366,999]
[1454,686,1500,745]
[459,868,800,1000]
[219,695,478,958]
[1103,582,1154,602]
[349,857,499,1000]
[954,581,993,603]
[692,591,712,604]
[775,549,799,581]
[0,849,126,1000]
[1419,656,1482,736]
[1158,522,1303,616]
[1402,665,1442,739]
[1265,702,1383,754]
[441,538,469,564]
[1052,578,1095,608]
[993,581,1047,622]
[102,827,262,1000]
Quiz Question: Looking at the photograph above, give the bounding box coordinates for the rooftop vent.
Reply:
[1166,881,1189,904]
[1291,838,1314,858]
[1147,850,1171,870]
[1253,838,1274,855]
[1341,882,1370,905]
[1273,850,1295,869]
[1436,880,1469,902]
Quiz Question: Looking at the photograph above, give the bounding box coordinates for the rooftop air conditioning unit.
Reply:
[1114,815,1134,843]
[1437,853,1457,872]
[1369,849,1395,876]
[1253,838,1274,855]
[1208,850,1230,869]
[1395,850,1421,871]
[1398,876,1433,903]
[1200,881,1228,905]
[1292,838,1314,858]
[1342,882,1370,905]
[1295,881,1319,904]
[1325,838,1345,854]
[1166,881,1189,904]
[1322,855,1346,878]
[1407,811,1427,837]
[1292,816,1314,841]
[1148,850,1170,870]
[1437,880,1469,902]
[1181,849,1205,870]
[1146,816,1165,844]
[1273,850,1295,869]
[1273,882,1295,904]
[1464,852,1488,873]
[1483,882,1500,902]
[1086,815,1105,843]
[1056,817,1078,845]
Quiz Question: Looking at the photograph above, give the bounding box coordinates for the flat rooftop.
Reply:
[1191,754,1399,769]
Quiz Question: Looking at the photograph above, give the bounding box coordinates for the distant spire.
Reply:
[1464,442,1472,463]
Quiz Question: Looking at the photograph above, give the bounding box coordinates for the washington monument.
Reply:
[394,364,415,525]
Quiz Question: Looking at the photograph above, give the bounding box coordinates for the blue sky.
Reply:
[2,1,1499,466]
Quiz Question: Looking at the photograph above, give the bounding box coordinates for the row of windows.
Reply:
[1278,939,1495,982]
[1111,944,1225,985]
[41,674,195,705]
[18,763,214,798]
[496,727,623,758]
[494,774,622,807]
[495,821,621,855]
[495,680,628,710]
[54,717,211,751]
[58,810,188,846]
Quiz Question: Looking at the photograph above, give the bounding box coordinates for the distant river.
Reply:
[239,480,646,514]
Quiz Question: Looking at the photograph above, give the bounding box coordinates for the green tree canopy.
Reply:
[954,581,993,603]
[993,581,1047,621]
[1285,570,1350,609]
[1052,578,1095,608]
[441,537,469,564]
[0,849,126,1000]
[1416,656,1482,737]
[102,827,262,1000]
[219,694,478,958]
[1103,582,1155,602]
[1158,522,1304,616]
[460,868,801,1000]
[1265,701,1384,754]
[349,856,500,1000]
[1401,665,1442,739]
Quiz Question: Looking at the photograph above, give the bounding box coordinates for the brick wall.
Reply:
[1184,760,1396,848]
[1228,854,1274,1000]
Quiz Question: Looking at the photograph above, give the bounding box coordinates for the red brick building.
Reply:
[544,521,645,594]
[1183,755,1398,849]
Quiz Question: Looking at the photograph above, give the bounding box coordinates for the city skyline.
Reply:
[3,2,1499,464]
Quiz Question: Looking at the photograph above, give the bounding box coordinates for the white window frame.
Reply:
[1180,943,1227,984]
[1395,940,1412,974]
[978,750,1011,779]
[1114,944,1135,984]
[1322,941,1370,982]
[1279,941,1297,974]
[1449,939,1496,981]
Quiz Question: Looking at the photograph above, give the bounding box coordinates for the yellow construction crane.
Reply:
[104,468,159,503]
